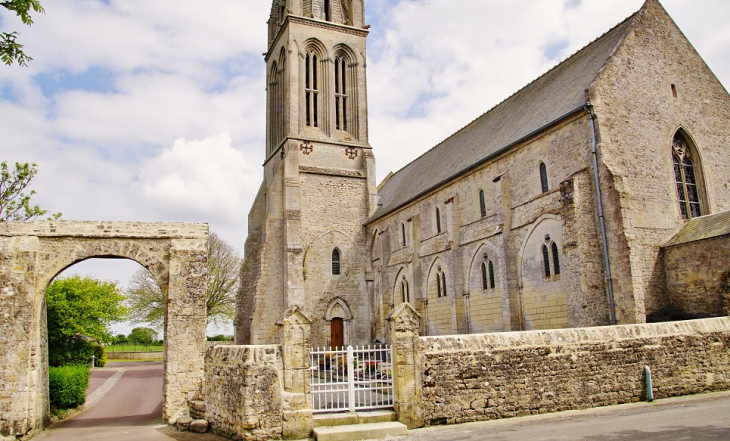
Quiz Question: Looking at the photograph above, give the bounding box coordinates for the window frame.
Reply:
[539,162,549,193]
[479,189,486,218]
[331,248,341,275]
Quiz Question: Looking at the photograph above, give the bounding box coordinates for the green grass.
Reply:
[106,344,163,352]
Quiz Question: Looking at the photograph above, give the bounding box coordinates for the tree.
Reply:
[0,161,60,220]
[127,327,157,346]
[126,232,242,328]
[1,1,44,66]
[46,276,127,366]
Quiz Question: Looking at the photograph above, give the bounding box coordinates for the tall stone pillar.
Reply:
[387,303,424,429]
[277,306,313,439]
[164,239,208,424]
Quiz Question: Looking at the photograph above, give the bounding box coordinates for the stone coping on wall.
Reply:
[420,317,730,351]
[0,220,208,238]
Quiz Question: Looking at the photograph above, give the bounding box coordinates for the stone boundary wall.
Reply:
[418,317,730,426]
[203,345,284,440]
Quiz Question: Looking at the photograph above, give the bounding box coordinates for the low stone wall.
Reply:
[204,345,283,440]
[106,351,163,360]
[418,317,730,426]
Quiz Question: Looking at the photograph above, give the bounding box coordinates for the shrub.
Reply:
[49,365,90,409]
[92,344,107,368]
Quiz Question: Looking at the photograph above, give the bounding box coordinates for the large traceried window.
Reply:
[672,133,703,220]
[305,50,320,128]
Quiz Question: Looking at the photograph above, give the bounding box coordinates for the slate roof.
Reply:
[663,211,730,248]
[369,12,639,223]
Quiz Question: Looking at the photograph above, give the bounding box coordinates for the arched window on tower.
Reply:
[401,222,407,247]
[672,133,703,219]
[540,162,549,193]
[334,57,348,132]
[305,50,320,128]
[332,248,341,275]
[324,0,331,21]
[479,189,486,218]
[436,208,442,234]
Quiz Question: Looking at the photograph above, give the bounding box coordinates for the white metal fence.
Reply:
[310,345,394,413]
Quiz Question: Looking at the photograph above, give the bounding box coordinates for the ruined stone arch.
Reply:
[0,221,208,438]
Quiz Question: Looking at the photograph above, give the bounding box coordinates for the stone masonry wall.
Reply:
[663,235,730,318]
[204,345,284,441]
[419,317,730,426]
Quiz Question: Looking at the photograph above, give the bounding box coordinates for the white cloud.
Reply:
[140,132,260,222]
[365,0,730,182]
[0,0,727,271]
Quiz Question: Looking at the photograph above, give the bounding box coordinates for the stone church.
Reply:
[235,0,730,348]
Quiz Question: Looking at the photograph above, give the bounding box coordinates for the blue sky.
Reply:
[1,0,728,334]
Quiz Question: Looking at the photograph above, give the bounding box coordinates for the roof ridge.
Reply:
[381,10,640,182]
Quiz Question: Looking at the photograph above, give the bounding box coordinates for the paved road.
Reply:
[37,362,730,441]
[401,391,730,440]
[37,362,226,441]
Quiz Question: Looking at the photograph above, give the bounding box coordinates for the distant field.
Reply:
[106,345,163,352]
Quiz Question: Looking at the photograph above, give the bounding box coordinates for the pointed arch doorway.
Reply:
[331,317,344,349]
[325,297,352,348]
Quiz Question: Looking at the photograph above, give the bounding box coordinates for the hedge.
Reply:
[93,344,107,368]
[49,365,90,409]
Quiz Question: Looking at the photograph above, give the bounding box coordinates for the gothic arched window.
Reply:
[401,279,410,304]
[332,248,341,275]
[441,272,447,297]
[481,262,488,290]
[436,208,442,234]
[305,50,320,128]
[543,240,561,280]
[540,162,549,193]
[479,189,486,218]
[672,133,703,219]
[542,244,551,278]
[334,57,348,132]
[551,242,560,276]
[488,260,495,289]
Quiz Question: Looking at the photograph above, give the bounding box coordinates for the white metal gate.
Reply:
[310,345,394,413]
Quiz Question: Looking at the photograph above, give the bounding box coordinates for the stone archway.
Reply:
[0,221,209,439]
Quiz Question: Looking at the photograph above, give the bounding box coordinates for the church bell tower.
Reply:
[236,0,377,347]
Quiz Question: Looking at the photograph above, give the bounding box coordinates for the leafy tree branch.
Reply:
[0,161,61,221]
[1,0,44,66]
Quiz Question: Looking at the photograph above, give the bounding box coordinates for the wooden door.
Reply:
[331,318,344,349]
